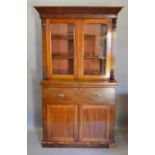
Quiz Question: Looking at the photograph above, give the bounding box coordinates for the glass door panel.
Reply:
[51,23,74,75]
[84,24,107,75]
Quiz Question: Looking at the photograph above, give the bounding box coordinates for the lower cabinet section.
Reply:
[46,104,78,142]
[42,86,116,148]
[43,103,115,147]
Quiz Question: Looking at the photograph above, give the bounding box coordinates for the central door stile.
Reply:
[78,19,84,79]
[74,20,80,80]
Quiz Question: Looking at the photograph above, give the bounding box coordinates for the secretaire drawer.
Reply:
[79,88,115,105]
[42,87,79,104]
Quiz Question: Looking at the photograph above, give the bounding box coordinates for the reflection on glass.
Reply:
[84,24,107,75]
[51,24,74,75]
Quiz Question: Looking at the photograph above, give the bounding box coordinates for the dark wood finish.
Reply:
[39,14,118,19]
[42,141,116,148]
[34,6,123,19]
[34,6,122,15]
[34,6,122,148]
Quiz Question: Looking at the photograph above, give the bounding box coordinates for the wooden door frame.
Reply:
[78,19,112,80]
[45,19,79,79]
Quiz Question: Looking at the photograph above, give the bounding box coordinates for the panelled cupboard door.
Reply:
[46,104,78,142]
[79,104,112,143]
[78,19,112,80]
[46,19,79,79]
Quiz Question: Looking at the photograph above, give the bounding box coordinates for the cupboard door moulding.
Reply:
[46,104,78,142]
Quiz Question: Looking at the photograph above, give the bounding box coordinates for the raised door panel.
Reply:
[46,104,78,142]
[79,104,111,143]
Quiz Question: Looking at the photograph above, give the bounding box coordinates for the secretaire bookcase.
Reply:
[34,6,122,148]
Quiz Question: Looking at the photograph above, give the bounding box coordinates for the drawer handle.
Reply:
[57,93,64,97]
[93,93,101,97]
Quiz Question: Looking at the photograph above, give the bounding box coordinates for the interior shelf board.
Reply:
[51,34,96,40]
[52,56,74,59]
[84,34,96,40]
[51,34,73,40]
[84,56,105,59]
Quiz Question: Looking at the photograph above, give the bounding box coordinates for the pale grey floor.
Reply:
[28,128,128,155]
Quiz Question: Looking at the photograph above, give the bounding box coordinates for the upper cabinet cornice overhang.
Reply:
[34,6,123,19]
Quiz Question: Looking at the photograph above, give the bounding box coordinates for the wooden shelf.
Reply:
[84,34,95,40]
[52,56,105,59]
[51,34,96,40]
[51,34,73,40]
[84,56,105,60]
[52,56,73,59]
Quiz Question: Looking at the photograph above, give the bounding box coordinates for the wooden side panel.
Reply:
[46,104,78,142]
[41,19,47,79]
[109,106,115,142]
[45,19,52,79]
[79,104,112,143]
[42,100,47,143]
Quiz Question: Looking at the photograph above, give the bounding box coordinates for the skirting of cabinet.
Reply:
[42,141,116,148]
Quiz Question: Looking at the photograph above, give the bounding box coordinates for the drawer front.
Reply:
[79,88,115,104]
[42,87,79,104]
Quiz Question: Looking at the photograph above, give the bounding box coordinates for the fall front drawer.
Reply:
[79,88,115,104]
[42,87,79,104]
